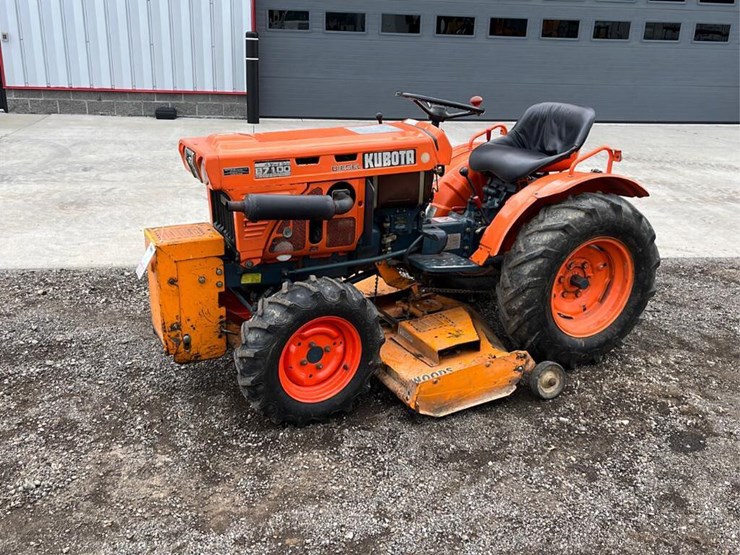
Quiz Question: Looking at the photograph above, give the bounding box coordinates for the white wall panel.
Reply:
[0,0,253,92]
[17,0,46,85]
[84,0,112,89]
[63,0,91,87]
[149,0,174,90]
[0,1,21,85]
[106,0,133,89]
[170,1,194,91]
[41,0,69,86]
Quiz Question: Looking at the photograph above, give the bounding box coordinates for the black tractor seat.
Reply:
[469,102,596,183]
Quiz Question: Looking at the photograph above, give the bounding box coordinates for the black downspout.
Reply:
[245,31,259,123]
[0,46,7,113]
[0,83,7,113]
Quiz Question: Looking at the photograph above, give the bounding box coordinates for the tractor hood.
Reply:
[178,120,452,194]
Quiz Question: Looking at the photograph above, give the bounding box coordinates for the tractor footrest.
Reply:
[407,252,480,274]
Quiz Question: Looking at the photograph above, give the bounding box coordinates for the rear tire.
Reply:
[234,276,384,425]
[496,193,659,367]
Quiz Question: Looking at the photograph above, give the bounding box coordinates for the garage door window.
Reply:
[381,14,421,35]
[694,23,731,42]
[268,10,309,31]
[593,21,631,40]
[541,19,580,39]
[644,22,681,41]
[489,18,528,37]
[326,12,366,33]
[436,16,475,36]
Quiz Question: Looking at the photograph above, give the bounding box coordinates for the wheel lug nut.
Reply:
[324,346,331,352]
[300,359,307,366]
[309,342,317,348]
[575,291,582,297]
[316,363,323,370]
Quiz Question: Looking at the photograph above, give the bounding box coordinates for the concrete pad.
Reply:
[0,113,738,269]
[0,113,49,138]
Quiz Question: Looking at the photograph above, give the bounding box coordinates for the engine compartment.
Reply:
[178,120,454,281]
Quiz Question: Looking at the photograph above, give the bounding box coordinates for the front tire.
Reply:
[234,276,384,425]
[497,193,659,367]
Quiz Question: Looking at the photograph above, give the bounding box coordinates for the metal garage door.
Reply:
[256,0,739,123]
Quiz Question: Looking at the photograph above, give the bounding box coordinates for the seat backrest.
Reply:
[503,102,596,157]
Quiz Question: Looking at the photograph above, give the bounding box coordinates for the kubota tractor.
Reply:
[142,92,659,424]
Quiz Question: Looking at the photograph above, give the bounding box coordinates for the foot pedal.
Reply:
[407,252,480,274]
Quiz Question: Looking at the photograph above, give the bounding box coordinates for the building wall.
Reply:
[1,0,737,122]
[256,0,739,123]
[4,89,247,118]
[0,0,253,117]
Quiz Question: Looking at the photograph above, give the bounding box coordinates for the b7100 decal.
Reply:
[363,149,416,169]
[255,160,291,179]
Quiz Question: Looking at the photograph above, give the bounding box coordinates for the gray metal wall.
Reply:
[0,0,252,92]
[256,0,740,122]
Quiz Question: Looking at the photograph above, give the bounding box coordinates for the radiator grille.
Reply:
[327,217,356,248]
[210,190,236,252]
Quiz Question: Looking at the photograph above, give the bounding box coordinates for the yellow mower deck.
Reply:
[144,222,536,417]
[355,277,535,417]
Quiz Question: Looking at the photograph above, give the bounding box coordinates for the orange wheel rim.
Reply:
[550,237,634,338]
[278,316,362,403]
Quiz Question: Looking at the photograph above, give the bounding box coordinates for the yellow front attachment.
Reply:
[144,223,227,363]
[359,275,535,417]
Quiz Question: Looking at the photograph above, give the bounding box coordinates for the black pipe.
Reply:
[226,190,354,221]
[287,249,408,277]
[402,234,424,267]
[245,32,259,123]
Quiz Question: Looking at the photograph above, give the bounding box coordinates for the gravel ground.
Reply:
[0,258,738,555]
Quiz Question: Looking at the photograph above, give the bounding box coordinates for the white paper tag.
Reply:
[136,243,156,279]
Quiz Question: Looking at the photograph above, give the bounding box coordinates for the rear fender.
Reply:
[470,172,649,264]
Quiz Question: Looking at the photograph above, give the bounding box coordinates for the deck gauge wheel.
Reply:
[529,361,566,400]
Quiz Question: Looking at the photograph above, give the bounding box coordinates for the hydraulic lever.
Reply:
[459,167,489,225]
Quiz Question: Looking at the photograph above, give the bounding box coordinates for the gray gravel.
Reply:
[0,258,738,554]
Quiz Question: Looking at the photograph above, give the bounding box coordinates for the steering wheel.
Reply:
[396,91,485,126]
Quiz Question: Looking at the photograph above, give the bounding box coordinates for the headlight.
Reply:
[183,147,199,179]
[200,159,210,185]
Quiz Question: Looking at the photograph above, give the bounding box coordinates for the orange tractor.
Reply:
[142,93,659,424]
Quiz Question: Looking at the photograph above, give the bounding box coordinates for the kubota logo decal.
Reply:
[363,149,416,169]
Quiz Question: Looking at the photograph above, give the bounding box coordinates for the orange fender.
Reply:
[469,172,649,265]
[431,144,488,215]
